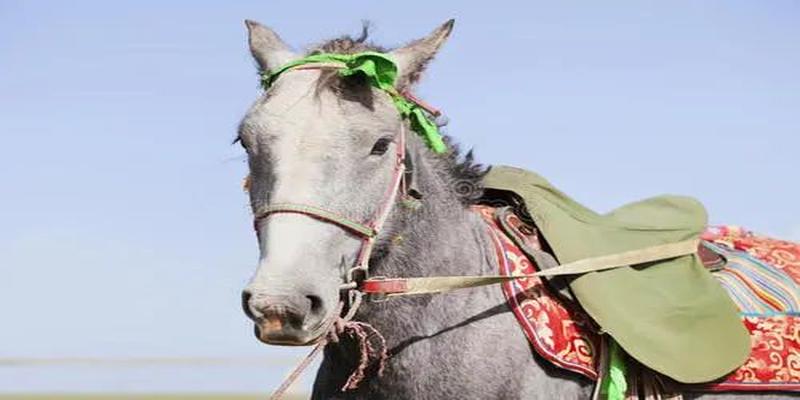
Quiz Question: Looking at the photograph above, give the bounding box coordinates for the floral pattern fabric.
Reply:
[699,226,800,392]
[474,205,600,379]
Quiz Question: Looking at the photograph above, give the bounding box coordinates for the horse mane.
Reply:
[311,22,386,54]
[435,137,489,205]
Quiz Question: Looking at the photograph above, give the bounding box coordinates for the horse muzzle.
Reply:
[242,290,330,346]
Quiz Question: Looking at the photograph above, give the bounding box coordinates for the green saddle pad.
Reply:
[483,166,750,383]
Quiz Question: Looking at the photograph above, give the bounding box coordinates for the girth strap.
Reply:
[359,238,700,297]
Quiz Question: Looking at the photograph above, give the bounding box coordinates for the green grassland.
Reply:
[0,395,306,400]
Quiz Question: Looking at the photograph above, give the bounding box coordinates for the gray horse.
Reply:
[237,19,788,400]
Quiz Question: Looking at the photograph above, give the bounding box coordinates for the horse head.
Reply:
[238,20,454,346]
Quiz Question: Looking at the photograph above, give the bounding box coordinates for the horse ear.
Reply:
[244,20,297,72]
[390,19,455,89]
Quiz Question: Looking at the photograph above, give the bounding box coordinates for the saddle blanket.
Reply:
[476,204,800,393]
[695,226,800,392]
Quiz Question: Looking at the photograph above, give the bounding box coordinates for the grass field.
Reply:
[0,395,306,400]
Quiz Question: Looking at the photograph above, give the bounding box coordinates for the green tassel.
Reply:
[602,340,628,400]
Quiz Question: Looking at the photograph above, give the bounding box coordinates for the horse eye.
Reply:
[370,137,392,156]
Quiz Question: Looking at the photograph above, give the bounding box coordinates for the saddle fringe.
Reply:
[627,368,684,400]
[593,337,684,400]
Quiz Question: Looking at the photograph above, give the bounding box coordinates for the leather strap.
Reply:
[256,203,377,238]
[359,238,700,297]
[495,206,560,271]
[495,206,575,300]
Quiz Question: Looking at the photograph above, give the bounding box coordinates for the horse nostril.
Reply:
[241,290,256,320]
[307,295,323,316]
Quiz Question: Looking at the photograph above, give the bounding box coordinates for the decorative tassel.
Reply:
[602,340,628,400]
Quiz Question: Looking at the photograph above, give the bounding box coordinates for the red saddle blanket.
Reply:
[475,205,800,393]
[696,226,800,392]
[475,205,602,379]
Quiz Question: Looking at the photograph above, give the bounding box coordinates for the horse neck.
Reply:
[313,147,592,399]
[314,151,501,396]
[357,146,495,330]
[374,150,489,284]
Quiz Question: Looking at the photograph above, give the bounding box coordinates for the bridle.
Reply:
[254,117,411,319]
[252,52,443,324]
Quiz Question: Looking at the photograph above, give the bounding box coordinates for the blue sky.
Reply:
[1,0,798,393]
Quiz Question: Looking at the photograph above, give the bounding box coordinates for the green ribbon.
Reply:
[260,52,447,154]
[601,340,628,400]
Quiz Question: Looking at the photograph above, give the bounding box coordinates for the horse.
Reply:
[237,19,792,399]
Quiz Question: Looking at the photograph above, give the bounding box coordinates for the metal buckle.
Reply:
[346,265,368,286]
[339,264,368,315]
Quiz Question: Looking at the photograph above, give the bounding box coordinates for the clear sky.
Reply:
[1,0,798,394]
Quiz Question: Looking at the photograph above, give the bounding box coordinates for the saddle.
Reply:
[478,196,800,395]
[481,166,751,384]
